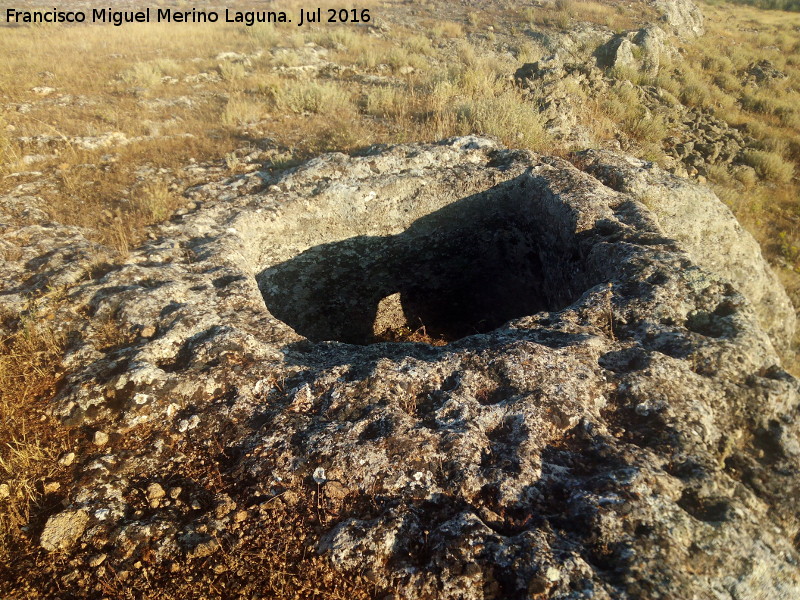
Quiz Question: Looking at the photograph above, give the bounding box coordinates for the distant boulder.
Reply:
[597,26,670,73]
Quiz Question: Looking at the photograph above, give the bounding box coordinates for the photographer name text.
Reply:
[5,7,372,27]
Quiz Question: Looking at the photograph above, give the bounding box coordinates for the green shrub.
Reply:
[246,23,282,47]
[733,166,758,189]
[680,84,711,108]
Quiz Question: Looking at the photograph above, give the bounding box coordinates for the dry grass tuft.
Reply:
[742,149,795,184]
[0,310,71,566]
[375,324,449,346]
[454,92,550,150]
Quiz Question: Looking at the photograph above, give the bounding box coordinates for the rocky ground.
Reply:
[3,137,800,598]
[3,1,800,598]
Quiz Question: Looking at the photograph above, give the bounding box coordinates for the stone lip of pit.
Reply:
[257,172,606,346]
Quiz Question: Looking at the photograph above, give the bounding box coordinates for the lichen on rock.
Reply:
[4,137,800,598]
[40,509,89,552]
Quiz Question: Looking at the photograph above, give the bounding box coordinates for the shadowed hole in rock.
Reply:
[599,347,650,373]
[677,490,732,523]
[481,417,526,474]
[257,175,603,345]
[359,416,396,442]
[754,419,787,464]
[685,311,731,338]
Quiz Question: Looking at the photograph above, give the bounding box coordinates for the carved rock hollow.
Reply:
[8,138,800,599]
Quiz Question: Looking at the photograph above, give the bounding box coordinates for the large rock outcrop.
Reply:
[3,138,800,598]
[515,57,759,181]
[577,149,796,355]
[516,0,719,183]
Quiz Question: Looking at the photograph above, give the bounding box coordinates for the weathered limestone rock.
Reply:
[515,54,758,178]
[745,59,788,85]
[577,149,796,355]
[652,0,705,37]
[0,217,103,321]
[515,56,601,145]
[40,509,89,552]
[4,138,800,598]
[527,22,612,62]
[597,26,670,74]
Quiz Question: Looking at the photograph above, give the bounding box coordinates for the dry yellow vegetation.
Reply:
[0,8,549,254]
[565,0,800,311]
[684,2,800,300]
[0,305,72,566]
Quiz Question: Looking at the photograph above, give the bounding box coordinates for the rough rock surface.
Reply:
[577,149,796,354]
[513,0,738,186]
[514,57,601,146]
[661,106,755,176]
[744,59,787,85]
[652,0,705,37]
[39,509,89,552]
[0,213,103,318]
[515,45,760,182]
[597,26,670,74]
[4,138,800,598]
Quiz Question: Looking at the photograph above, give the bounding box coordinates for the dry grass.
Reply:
[595,4,800,245]
[0,9,555,254]
[585,0,800,357]
[428,21,464,38]
[524,0,650,32]
[742,149,795,184]
[0,21,251,251]
[452,91,549,148]
[689,4,800,258]
[0,309,72,566]
[707,0,800,10]
[374,324,449,346]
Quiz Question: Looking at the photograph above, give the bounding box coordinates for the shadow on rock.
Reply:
[258,175,600,345]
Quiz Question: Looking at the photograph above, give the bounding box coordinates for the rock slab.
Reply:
[3,138,799,599]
